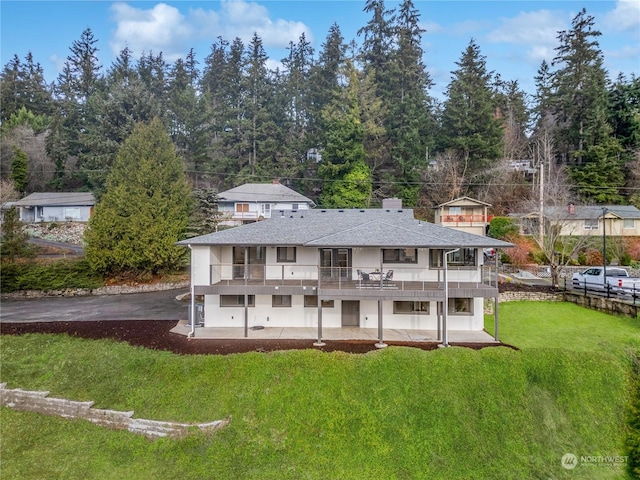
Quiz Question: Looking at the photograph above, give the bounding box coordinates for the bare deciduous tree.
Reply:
[419,150,467,208]
[517,132,591,286]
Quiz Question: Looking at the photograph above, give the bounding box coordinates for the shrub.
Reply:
[585,248,604,266]
[0,258,104,293]
[488,216,518,240]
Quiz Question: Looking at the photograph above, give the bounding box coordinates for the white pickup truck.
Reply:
[571,267,640,295]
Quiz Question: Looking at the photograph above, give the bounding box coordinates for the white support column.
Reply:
[314,301,325,347]
[375,299,387,348]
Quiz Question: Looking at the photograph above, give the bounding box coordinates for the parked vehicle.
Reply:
[483,248,496,260]
[571,267,640,295]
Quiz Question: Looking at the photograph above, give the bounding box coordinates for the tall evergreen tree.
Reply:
[319,63,372,208]
[47,28,103,189]
[9,146,28,194]
[440,40,503,178]
[551,8,610,164]
[242,33,276,178]
[84,118,191,277]
[385,0,434,204]
[550,8,624,202]
[494,78,530,160]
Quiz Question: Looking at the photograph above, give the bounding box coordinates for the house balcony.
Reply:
[441,214,489,225]
[195,264,500,299]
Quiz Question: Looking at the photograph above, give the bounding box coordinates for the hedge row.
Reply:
[0,259,104,293]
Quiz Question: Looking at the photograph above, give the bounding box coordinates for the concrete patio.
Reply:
[170,320,498,343]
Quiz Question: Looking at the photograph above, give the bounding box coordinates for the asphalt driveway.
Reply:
[0,289,189,323]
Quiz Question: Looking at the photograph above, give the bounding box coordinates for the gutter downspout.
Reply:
[188,245,196,338]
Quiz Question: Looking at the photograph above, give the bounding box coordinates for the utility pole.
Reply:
[539,148,544,247]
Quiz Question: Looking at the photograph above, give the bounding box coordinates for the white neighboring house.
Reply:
[11,192,95,223]
[179,208,511,342]
[217,181,315,226]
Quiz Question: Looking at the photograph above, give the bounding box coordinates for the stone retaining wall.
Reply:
[489,290,640,318]
[499,291,564,303]
[564,292,640,318]
[0,383,229,439]
[1,281,190,300]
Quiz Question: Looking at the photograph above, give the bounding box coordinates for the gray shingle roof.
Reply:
[218,183,314,205]
[179,209,512,249]
[515,205,640,220]
[13,192,95,207]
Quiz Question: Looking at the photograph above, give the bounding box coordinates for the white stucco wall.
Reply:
[202,295,483,331]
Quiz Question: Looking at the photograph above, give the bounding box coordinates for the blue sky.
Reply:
[1,0,638,100]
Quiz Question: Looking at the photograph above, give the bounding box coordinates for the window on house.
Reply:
[383,248,417,263]
[584,218,599,230]
[449,206,462,215]
[430,248,476,267]
[64,207,81,219]
[303,297,332,307]
[623,219,635,229]
[448,298,473,314]
[277,247,296,262]
[292,203,299,211]
[236,203,249,212]
[220,295,255,307]
[272,295,292,307]
[394,301,430,314]
[261,203,271,217]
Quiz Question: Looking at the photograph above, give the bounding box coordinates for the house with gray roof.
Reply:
[11,192,95,223]
[512,204,640,237]
[179,208,512,345]
[217,180,315,226]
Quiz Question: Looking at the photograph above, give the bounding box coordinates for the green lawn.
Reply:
[1,302,638,479]
[486,301,640,353]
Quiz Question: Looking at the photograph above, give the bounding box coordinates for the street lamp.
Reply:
[441,248,460,348]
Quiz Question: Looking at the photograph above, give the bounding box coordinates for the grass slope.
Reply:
[2,303,638,480]
[486,301,640,354]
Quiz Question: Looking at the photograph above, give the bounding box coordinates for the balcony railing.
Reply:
[210,264,499,291]
[442,214,488,224]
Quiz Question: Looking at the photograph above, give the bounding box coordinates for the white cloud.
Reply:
[49,54,65,76]
[486,10,566,63]
[109,1,313,62]
[604,0,640,32]
[194,0,312,48]
[110,3,193,61]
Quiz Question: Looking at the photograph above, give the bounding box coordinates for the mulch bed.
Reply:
[1,283,545,355]
[0,320,516,355]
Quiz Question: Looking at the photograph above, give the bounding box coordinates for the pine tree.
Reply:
[319,63,371,208]
[551,8,610,164]
[440,40,503,177]
[9,146,28,194]
[0,206,33,261]
[84,118,191,278]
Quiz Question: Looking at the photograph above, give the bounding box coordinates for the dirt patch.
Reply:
[0,320,515,355]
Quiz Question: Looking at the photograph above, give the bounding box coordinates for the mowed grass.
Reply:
[1,301,638,479]
[485,301,640,354]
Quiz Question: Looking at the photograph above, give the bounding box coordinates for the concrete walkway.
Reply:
[170,320,498,343]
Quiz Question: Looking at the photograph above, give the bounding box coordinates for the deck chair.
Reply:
[383,270,394,285]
